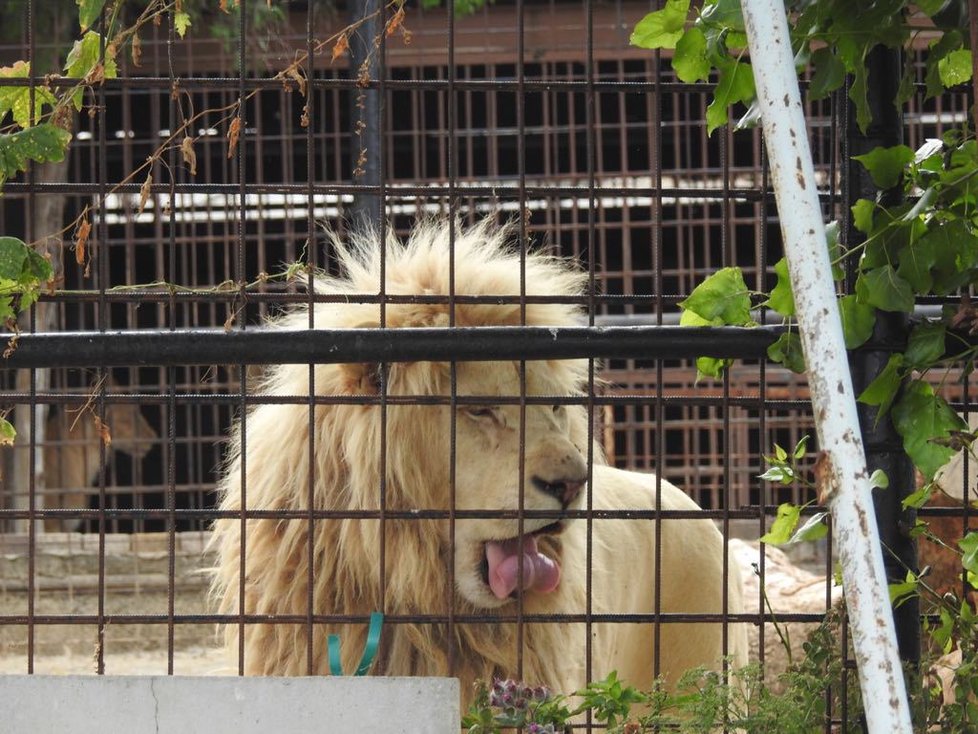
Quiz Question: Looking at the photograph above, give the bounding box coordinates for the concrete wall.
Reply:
[0,675,460,734]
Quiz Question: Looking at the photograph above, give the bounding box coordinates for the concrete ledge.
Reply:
[0,675,460,734]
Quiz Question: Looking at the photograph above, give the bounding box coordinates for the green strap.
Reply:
[327,611,384,676]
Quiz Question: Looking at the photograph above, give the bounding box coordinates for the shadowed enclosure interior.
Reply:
[0,0,973,729]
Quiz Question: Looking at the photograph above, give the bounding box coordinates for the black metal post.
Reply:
[348,0,383,230]
[845,45,920,666]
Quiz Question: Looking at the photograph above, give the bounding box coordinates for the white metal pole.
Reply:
[739,1,913,730]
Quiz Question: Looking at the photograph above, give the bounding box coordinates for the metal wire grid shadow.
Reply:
[0,1,972,731]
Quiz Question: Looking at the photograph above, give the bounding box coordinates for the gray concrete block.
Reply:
[0,675,460,733]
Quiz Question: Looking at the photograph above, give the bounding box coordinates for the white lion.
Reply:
[210,219,746,706]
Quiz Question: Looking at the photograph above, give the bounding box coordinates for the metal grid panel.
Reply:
[0,2,970,731]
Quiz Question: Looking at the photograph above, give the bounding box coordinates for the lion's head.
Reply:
[319,219,596,610]
[212,218,598,676]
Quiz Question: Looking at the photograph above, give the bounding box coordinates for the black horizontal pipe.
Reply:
[1,325,784,369]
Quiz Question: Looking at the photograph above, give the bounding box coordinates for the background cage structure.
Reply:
[0,0,974,729]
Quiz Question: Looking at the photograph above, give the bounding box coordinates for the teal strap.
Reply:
[327,612,384,676]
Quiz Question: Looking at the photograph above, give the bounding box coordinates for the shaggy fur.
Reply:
[44,404,156,532]
[210,219,746,704]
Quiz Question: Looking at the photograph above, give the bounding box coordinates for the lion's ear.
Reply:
[337,361,388,395]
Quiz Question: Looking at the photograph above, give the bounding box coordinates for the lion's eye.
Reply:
[464,406,500,422]
[552,404,563,416]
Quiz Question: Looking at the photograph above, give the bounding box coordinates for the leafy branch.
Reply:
[0,0,415,443]
[630,0,973,135]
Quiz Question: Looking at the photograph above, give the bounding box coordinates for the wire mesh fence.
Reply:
[0,0,973,730]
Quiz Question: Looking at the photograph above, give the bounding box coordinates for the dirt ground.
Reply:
[0,645,233,676]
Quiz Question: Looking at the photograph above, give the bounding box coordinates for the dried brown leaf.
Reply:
[94,416,112,447]
[181,135,197,175]
[131,33,142,67]
[227,116,241,160]
[138,172,153,214]
[332,33,349,63]
[75,214,91,267]
[285,65,306,96]
[386,7,405,38]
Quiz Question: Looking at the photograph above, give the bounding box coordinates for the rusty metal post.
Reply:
[348,0,383,230]
[845,45,920,666]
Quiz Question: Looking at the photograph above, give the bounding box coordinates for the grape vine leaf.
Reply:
[0,62,57,128]
[678,266,753,325]
[853,145,915,190]
[892,380,969,479]
[0,123,72,188]
[767,331,805,374]
[904,320,946,368]
[629,0,689,50]
[706,56,755,135]
[856,265,914,313]
[937,48,972,88]
[838,294,874,350]
[673,26,710,83]
[64,31,118,110]
[77,0,107,32]
[857,353,904,421]
[765,257,795,317]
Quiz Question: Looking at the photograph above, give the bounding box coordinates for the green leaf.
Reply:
[857,353,904,421]
[697,0,745,32]
[77,0,107,31]
[853,145,915,190]
[892,380,969,480]
[925,30,964,99]
[808,47,846,101]
[0,61,57,128]
[673,26,710,83]
[856,266,914,313]
[825,220,845,280]
[960,531,978,588]
[902,483,933,510]
[0,416,15,446]
[64,31,118,110]
[758,465,793,484]
[679,308,732,381]
[849,56,871,134]
[938,48,973,88]
[765,257,795,317]
[869,469,889,490]
[694,355,730,382]
[630,0,690,50]
[789,511,829,543]
[927,219,978,295]
[851,199,875,235]
[767,331,806,373]
[915,0,947,15]
[760,502,802,545]
[706,56,755,135]
[904,320,946,368]
[679,266,752,324]
[0,237,29,280]
[896,231,937,294]
[888,570,918,607]
[793,435,809,460]
[174,11,192,38]
[839,295,875,350]
[0,123,72,187]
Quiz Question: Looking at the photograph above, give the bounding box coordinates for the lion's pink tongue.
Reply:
[485,536,560,600]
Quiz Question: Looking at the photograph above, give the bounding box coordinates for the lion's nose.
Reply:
[531,476,586,508]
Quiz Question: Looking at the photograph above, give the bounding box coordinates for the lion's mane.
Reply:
[210,219,595,690]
